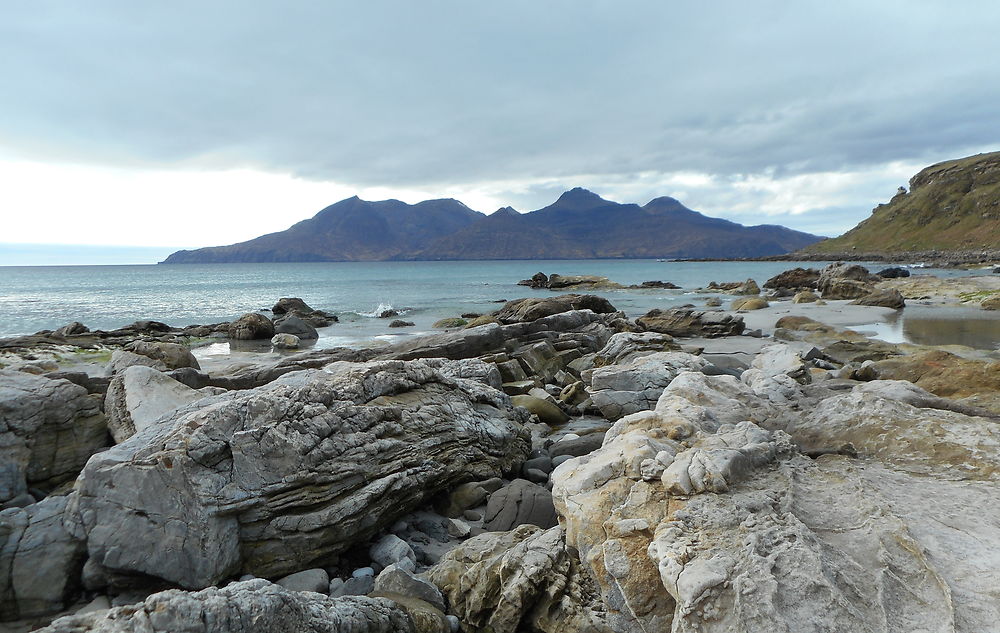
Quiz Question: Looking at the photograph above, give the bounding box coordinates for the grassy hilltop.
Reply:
[806,151,1000,254]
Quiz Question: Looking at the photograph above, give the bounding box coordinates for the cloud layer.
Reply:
[1,1,998,246]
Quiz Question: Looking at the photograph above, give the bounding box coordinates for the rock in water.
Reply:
[0,370,108,504]
[37,580,414,632]
[69,359,530,589]
[227,312,275,340]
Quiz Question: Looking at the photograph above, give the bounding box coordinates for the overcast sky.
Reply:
[2,1,998,260]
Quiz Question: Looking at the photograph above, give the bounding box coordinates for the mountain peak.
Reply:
[552,187,608,209]
[491,206,520,217]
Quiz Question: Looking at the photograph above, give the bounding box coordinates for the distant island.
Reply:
[160,188,823,263]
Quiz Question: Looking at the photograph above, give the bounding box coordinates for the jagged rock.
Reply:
[588,352,708,420]
[592,331,678,367]
[726,279,760,295]
[636,308,744,338]
[0,370,107,504]
[227,312,275,340]
[484,479,557,531]
[494,295,617,324]
[104,365,213,443]
[68,359,530,589]
[850,288,906,309]
[125,341,200,370]
[763,267,820,290]
[0,495,86,621]
[273,314,319,340]
[271,298,338,327]
[37,580,415,632]
[426,526,611,633]
[512,341,563,384]
[271,332,300,349]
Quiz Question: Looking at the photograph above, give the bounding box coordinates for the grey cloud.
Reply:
[1,1,999,210]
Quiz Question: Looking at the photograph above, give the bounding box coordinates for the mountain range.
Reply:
[160,188,823,263]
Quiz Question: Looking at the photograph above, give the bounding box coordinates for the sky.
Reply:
[1,2,999,264]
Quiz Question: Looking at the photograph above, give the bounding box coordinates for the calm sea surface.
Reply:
[1,260,996,349]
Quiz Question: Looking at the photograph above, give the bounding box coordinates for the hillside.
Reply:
[806,151,1000,254]
[161,189,822,263]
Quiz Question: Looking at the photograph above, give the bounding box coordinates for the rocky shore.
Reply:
[2,263,1000,632]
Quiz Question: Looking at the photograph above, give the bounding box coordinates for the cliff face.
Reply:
[161,188,822,264]
[807,151,1000,254]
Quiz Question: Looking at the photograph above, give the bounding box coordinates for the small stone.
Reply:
[352,567,375,579]
[447,614,461,633]
[342,575,375,596]
[328,577,346,597]
[271,333,300,349]
[374,564,447,612]
[463,509,482,521]
[447,518,472,538]
[524,468,549,484]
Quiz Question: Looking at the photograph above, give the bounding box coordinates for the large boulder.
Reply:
[104,365,215,443]
[588,352,709,420]
[271,297,338,327]
[38,580,414,632]
[494,294,617,324]
[0,370,108,504]
[817,262,879,299]
[763,267,820,290]
[69,359,530,589]
[427,526,611,633]
[0,495,86,621]
[227,313,275,340]
[636,308,744,338]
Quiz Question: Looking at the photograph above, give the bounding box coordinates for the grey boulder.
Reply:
[69,359,530,589]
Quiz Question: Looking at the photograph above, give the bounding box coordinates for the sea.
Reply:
[2,259,999,351]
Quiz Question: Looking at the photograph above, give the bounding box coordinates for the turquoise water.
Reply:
[0,259,982,347]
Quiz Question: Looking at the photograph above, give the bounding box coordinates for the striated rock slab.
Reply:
[38,580,415,632]
[636,308,744,338]
[494,295,618,324]
[0,370,108,504]
[427,525,612,633]
[69,359,531,589]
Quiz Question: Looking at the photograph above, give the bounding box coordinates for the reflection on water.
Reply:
[853,308,1000,350]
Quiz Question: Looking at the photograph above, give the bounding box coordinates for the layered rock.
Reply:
[38,580,414,632]
[495,295,618,324]
[0,370,108,505]
[763,267,820,290]
[104,365,218,443]
[69,359,531,588]
[636,309,744,338]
